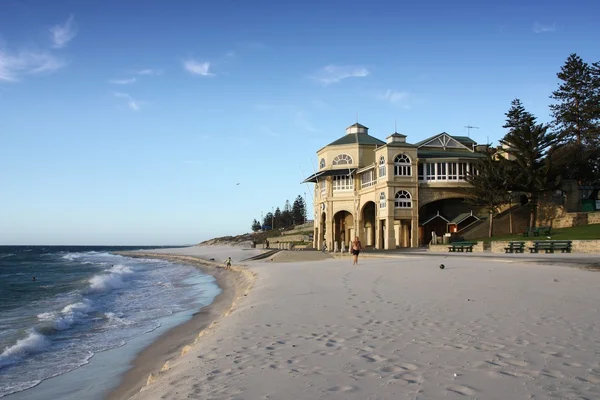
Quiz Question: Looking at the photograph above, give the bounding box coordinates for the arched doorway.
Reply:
[361,201,376,247]
[333,210,353,250]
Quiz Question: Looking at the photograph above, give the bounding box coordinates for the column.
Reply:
[385,217,395,249]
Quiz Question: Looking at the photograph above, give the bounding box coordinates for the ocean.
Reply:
[0,246,221,399]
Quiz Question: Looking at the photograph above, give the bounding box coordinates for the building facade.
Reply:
[303,123,486,250]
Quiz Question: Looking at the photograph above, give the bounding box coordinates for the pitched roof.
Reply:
[326,134,386,147]
[417,149,485,159]
[346,122,369,129]
[415,132,475,150]
[447,212,480,225]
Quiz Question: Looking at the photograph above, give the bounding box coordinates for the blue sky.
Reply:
[1,0,599,245]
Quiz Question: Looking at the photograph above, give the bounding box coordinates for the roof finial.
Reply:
[356,112,359,124]
[394,119,397,133]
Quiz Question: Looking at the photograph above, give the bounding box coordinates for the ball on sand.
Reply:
[439,264,445,270]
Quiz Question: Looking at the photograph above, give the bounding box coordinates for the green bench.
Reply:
[448,241,476,252]
[523,226,552,237]
[528,240,572,254]
[504,241,525,253]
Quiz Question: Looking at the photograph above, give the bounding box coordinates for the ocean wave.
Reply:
[0,330,50,369]
[88,264,135,294]
[0,253,15,258]
[37,299,94,331]
[61,253,83,261]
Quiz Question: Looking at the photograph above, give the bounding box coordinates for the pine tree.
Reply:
[503,98,536,130]
[251,219,261,232]
[550,53,595,145]
[464,148,510,237]
[500,101,556,228]
[274,207,282,229]
[292,195,306,225]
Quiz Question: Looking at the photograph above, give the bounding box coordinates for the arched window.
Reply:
[379,156,386,177]
[332,154,353,165]
[394,190,412,208]
[319,158,325,169]
[379,192,386,208]
[394,154,411,176]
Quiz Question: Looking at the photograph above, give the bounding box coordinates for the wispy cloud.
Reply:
[50,15,77,49]
[135,68,162,76]
[261,126,280,137]
[295,111,316,132]
[533,21,556,34]
[109,77,136,85]
[380,89,411,109]
[312,65,369,85]
[183,59,214,76]
[0,50,65,82]
[114,92,141,111]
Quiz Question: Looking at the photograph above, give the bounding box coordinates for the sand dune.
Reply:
[118,247,600,400]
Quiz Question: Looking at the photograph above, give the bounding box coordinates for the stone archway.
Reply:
[333,210,354,250]
[361,201,376,247]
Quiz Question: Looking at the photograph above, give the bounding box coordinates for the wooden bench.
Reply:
[523,226,552,237]
[504,241,525,253]
[538,226,552,236]
[448,241,476,252]
[529,240,572,254]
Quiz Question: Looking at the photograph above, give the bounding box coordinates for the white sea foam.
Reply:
[88,264,134,293]
[61,253,82,261]
[0,331,50,369]
[37,299,94,331]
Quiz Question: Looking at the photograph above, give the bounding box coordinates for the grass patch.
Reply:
[477,224,600,242]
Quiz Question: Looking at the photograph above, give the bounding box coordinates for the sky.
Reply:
[1,0,599,245]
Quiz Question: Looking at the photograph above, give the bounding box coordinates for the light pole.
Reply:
[272,207,275,231]
[508,191,513,235]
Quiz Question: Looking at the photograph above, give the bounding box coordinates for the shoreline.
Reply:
[106,252,255,400]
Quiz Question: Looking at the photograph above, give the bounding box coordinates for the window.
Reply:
[458,163,467,179]
[361,170,375,188]
[418,163,424,180]
[448,163,457,180]
[436,162,446,180]
[379,156,386,177]
[394,190,412,208]
[394,154,411,176]
[319,158,325,169]
[379,192,386,208]
[320,180,326,196]
[332,175,353,191]
[426,163,435,180]
[332,154,353,165]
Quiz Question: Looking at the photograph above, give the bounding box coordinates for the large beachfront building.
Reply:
[303,123,486,250]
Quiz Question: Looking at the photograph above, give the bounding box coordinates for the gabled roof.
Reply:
[325,134,386,147]
[447,212,480,225]
[415,132,474,151]
[420,211,449,225]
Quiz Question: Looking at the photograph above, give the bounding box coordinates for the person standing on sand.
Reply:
[351,236,362,265]
[225,257,232,269]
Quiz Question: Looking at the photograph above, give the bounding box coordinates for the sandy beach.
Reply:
[109,246,600,400]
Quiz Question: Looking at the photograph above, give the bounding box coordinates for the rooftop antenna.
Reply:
[394,119,397,133]
[356,112,359,123]
[465,125,479,137]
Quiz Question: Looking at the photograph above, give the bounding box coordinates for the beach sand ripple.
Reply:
[118,247,600,400]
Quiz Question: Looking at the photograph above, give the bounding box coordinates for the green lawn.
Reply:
[478,223,600,242]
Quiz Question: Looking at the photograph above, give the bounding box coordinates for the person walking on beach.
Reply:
[225,257,232,269]
[351,236,362,265]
